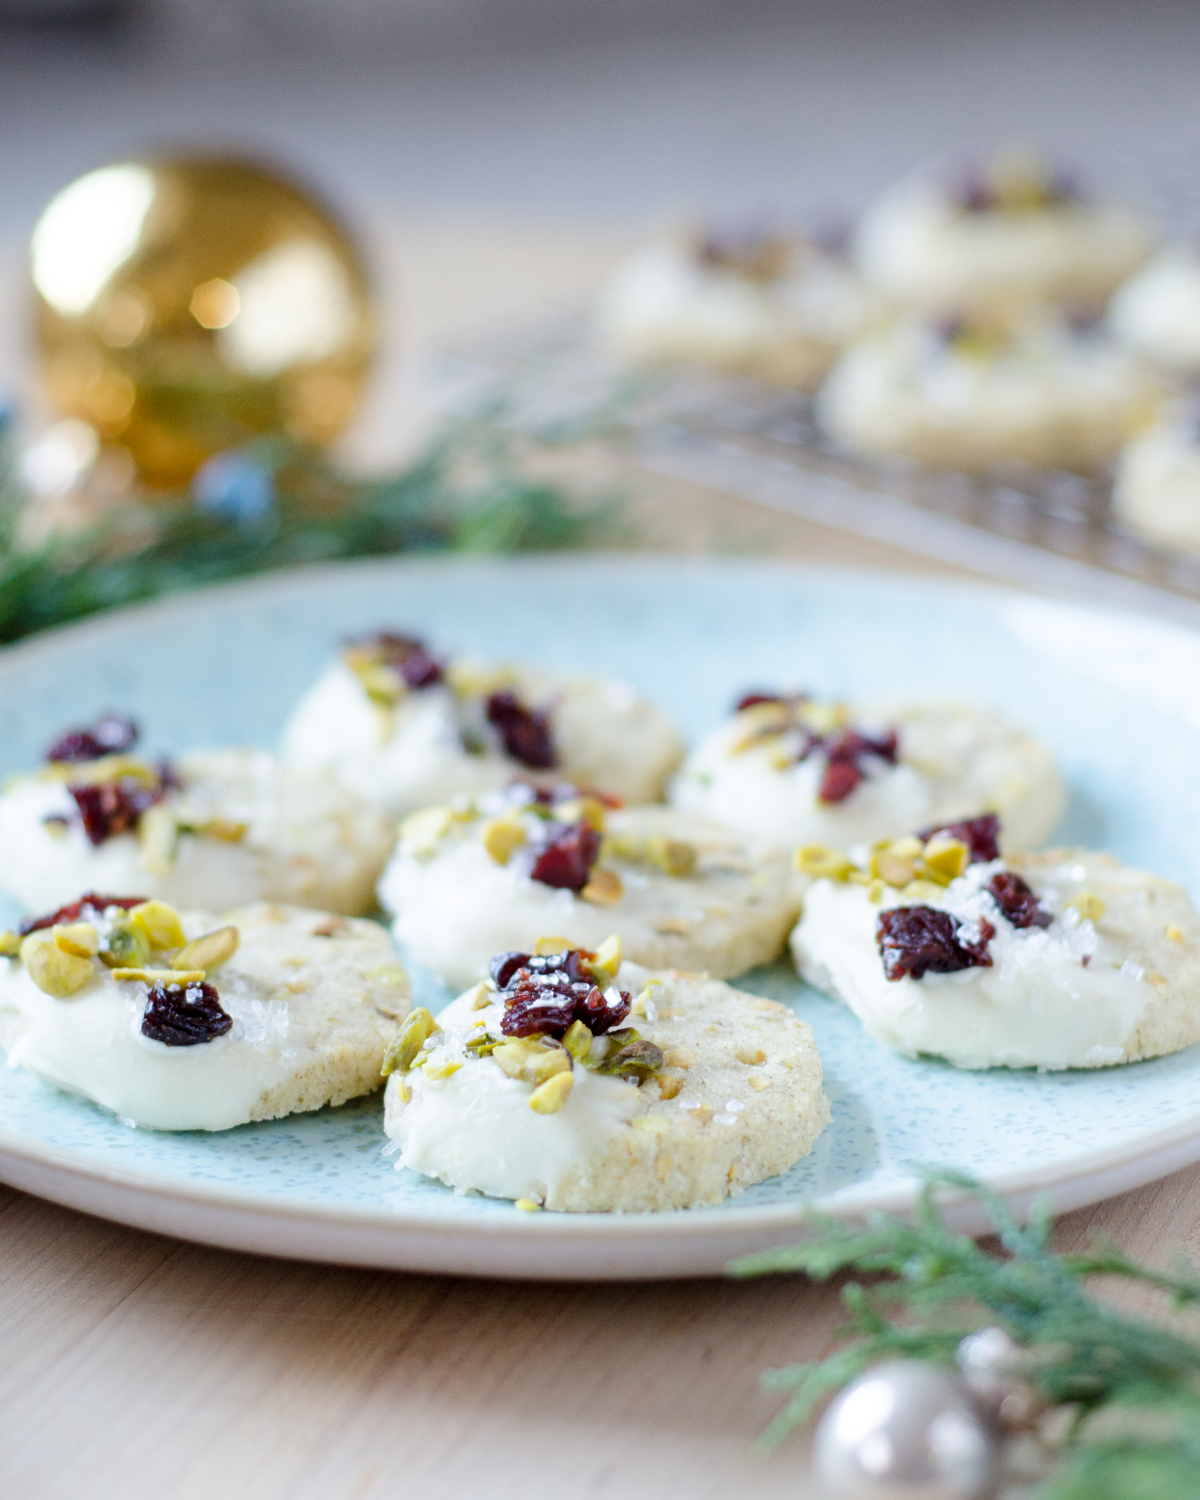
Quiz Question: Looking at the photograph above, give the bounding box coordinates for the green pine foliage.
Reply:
[0,409,615,647]
[731,1172,1200,1497]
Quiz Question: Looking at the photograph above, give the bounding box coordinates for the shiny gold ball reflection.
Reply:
[31,155,376,488]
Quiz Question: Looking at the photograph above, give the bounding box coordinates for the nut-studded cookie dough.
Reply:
[670,693,1062,854]
[854,154,1153,316]
[0,895,409,1130]
[789,814,1200,1070]
[382,940,829,1211]
[596,224,879,391]
[378,785,802,991]
[0,714,395,917]
[816,313,1160,474]
[280,630,684,816]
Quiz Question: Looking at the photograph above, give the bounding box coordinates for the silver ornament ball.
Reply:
[814,1360,1002,1500]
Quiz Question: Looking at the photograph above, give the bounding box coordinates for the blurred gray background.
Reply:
[2,0,1200,233]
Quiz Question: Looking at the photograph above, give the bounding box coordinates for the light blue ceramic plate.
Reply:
[2,556,1200,1280]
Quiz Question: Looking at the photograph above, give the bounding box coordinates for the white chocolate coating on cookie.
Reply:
[0,902,408,1130]
[1109,247,1200,374]
[670,700,1063,853]
[281,659,683,815]
[791,849,1200,1070]
[0,750,395,916]
[379,794,801,991]
[597,236,878,391]
[817,316,1159,473]
[1113,413,1200,555]
[384,961,829,1211]
[855,175,1153,316]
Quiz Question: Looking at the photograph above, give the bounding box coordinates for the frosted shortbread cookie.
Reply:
[0,895,409,1130]
[789,816,1200,1070]
[596,225,879,391]
[378,784,800,991]
[280,630,684,816]
[0,714,395,916]
[816,313,1160,474]
[854,155,1153,316]
[382,941,829,1211]
[1112,398,1200,555]
[1110,246,1200,375]
[670,693,1062,854]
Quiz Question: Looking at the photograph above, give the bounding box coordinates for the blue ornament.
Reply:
[192,451,275,524]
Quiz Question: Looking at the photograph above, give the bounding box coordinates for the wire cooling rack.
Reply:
[437,317,1200,630]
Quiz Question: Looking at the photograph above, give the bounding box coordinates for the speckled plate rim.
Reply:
[3,554,1200,1279]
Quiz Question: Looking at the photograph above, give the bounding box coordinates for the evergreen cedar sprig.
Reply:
[730,1170,1200,1499]
[0,404,618,647]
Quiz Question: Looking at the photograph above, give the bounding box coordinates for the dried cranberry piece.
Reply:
[817,729,899,804]
[988,871,1052,930]
[877,905,995,981]
[374,633,443,689]
[529,821,601,892]
[490,950,532,989]
[500,977,631,1039]
[735,691,787,712]
[141,981,233,1047]
[918,813,1000,864]
[485,691,556,770]
[19,893,146,936]
[490,947,588,990]
[46,713,139,764]
[70,778,166,847]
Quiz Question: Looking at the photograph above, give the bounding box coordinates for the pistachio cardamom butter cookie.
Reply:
[0,714,395,916]
[378,783,802,991]
[816,312,1159,474]
[1112,396,1200,556]
[596,224,879,391]
[280,630,684,816]
[382,938,829,1211]
[1109,245,1200,376]
[0,895,409,1129]
[789,814,1200,1071]
[854,154,1153,316]
[670,692,1063,854]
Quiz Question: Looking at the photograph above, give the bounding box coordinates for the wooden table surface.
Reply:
[3,224,1198,1500]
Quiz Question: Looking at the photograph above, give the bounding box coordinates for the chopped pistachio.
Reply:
[111,967,205,984]
[98,913,150,970]
[581,868,623,906]
[514,1197,542,1212]
[599,1037,665,1083]
[666,1047,694,1069]
[563,1019,594,1062]
[20,934,94,997]
[138,803,179,878]
[920,837,969,884]
[481,816,526,866]
[798,699,848,736]
[867,878,886,904]
[0,931,20,957]
[445,660,517,698]
[533,935,572,956]
[528,1071,574,1114]
[400,805,454,856]
[493,1037,572,1085]
[794,844,856,880]
[631,1114,670,1133]
[901,880,946,902]
[173,926,239,973]
[55,922,100,959]
[366,963,409,988]
[589,933,623,987]
[466,982,492,1010]
[657,1071,685,1100]
[351,660,404,705]
[749,1075,771,1091]
[205,818,248,843]
[464,1028,500,1058]
[382,1007,439,1076]
[130,900,187,952]
[1166,925,1185,942]
[422,1058,464,1080]
[606,833,696,877]
[735,1045,767,1065]
[870,847,918,888]
[555,795,608,833]
[1069,892,1106,924]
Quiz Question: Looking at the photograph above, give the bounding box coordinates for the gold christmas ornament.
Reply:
[31,155,376,488]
